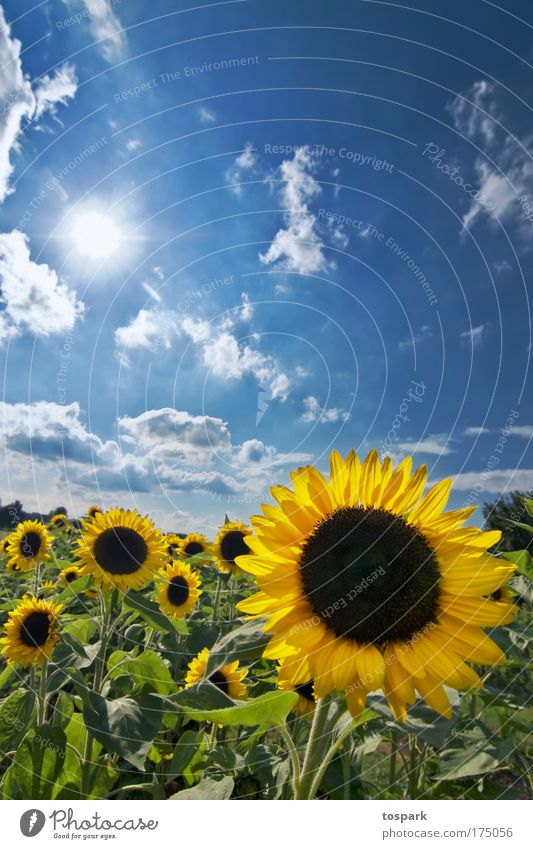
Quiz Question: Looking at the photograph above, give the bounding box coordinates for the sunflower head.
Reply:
[49,513,69,530]
[277,657,316,715]
[6,520,52,572]
[178,533,212,564]
[1,535,12,556]
[156,561,201,619]
[164,533,183,561]
[87,505,103,519]
[213,521,252,573]
[185,647,248,701]
[0,595,62,666]
[59,564,83,586]
[237,449,516,722]
[75,508,166,591]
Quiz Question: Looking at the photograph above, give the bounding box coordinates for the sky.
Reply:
[0,0,532,534]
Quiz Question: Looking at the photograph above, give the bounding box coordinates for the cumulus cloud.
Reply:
[0,230,84,341]
[301,395,350,424]
[118,408,232,465]
[0,8,78,201]
[114,308,178,354]
[393,434,454,457]
[260,147,328,274]
[452,468,533,493]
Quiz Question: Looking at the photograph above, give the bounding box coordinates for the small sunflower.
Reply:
[178,533,212,564]
[156,561,201,619]
[165,533,183,561]
[75,508,166,591]
[236,449,517,721]
[185,647,248,700]
[277,656,316,715]
[1,535,12,556]
[59,564,83,586]
[87,505,103,519]
[6,520,51,572]
[49,513,69,530]
[39,580,57,596]
[213,521,252,573]
[0,596,62,666]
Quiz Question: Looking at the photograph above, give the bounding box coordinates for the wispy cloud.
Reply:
[225,143,257,195]
[300,395,349,424]
[198,106,216,123]
[460,324,485,348]
[63,0,126,61]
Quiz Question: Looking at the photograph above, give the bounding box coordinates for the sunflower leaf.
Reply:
[181,690,299,729]
[500,549,533,581]
[205,617,269,675]
[168,775,234,800]
[2,723,67,799]
[80,691,163,771]
[0,690,35,754]
[54,575,92,604]
[122,590,174,633]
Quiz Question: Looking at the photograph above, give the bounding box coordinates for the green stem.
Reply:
[37,661,48,725]
[407,734,418,799]
[80,590,114,798]
[279,722,301,796]
[296,697,331,799]
[211,573,223,622]
[388,730,398,792]
[308,720,356,801]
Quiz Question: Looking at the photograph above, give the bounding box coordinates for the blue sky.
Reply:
[0,0,532,533]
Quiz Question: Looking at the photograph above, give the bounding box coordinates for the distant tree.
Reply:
[482,490,533,552]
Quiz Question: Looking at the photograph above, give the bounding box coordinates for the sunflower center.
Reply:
[167,575,190,606]
[185,541,203,556]
[65,571,78,583]
[295,681,315,701]
[19,611,51,647]
[93,526,148,575]
[220,530,249,565]
[299,507,441,645]
[209,669,229,694]
[21,532,42,558]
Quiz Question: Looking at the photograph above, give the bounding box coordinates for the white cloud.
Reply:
[198,106,216,123]
[301,395,350,424]
[260,147,328,274]
[125,138,141,151]
[399,324,433,351]
[118,408,232,465]
[452,468,533,493]
[114,308,178,353]
[64,0,126,61]
[0,230,84,340]
[448,80,499,146]
[463,426,491,437]
[33,63,78,118]
[460,323,485,348]
[225,143,257,195]
[395,434,454,456]
[511,425,533,439]
[0,9,78,202]
[182,318,291,402]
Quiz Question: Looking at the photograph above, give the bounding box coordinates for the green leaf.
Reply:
[123,590,188,634]
[81,691,163,770]
[501,550,533,580]
[436,737,514,781]
[182,690,298,729]
[169,729,202,777]
[2,723,66,799]
[524,498,533,519]
[0,690,35,754]
[205,618,269,675]
[54,575,92,604]
[164,681,238,711]
[62,616,98,643]
[169,776,234,799]
[107,649,174,695]
[0,664,17,692]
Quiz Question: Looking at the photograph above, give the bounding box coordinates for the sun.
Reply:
[70,211,123,259]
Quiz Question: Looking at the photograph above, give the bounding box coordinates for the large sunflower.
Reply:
[277,656,316,715]
[213,521,252,573]
[156,561,201,619]
[178,533,212,565]
[75,508,166,591]
[236,449,516,721]
[0,596,62,666]
[185,647,248,700]
[6,520,51,572]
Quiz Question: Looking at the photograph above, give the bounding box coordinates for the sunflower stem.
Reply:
[37,660,48,725]
[211,573,223,623]
[80,590,113,798]
[388,730,399,792]
[279,722,301,796]
[308,719,356,801]
[407,734,419,799]
[295,697,331,799]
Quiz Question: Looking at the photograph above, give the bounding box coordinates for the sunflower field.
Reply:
[0,449,532,801]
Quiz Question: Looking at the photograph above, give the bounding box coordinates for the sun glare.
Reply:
[70,211,123,259]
